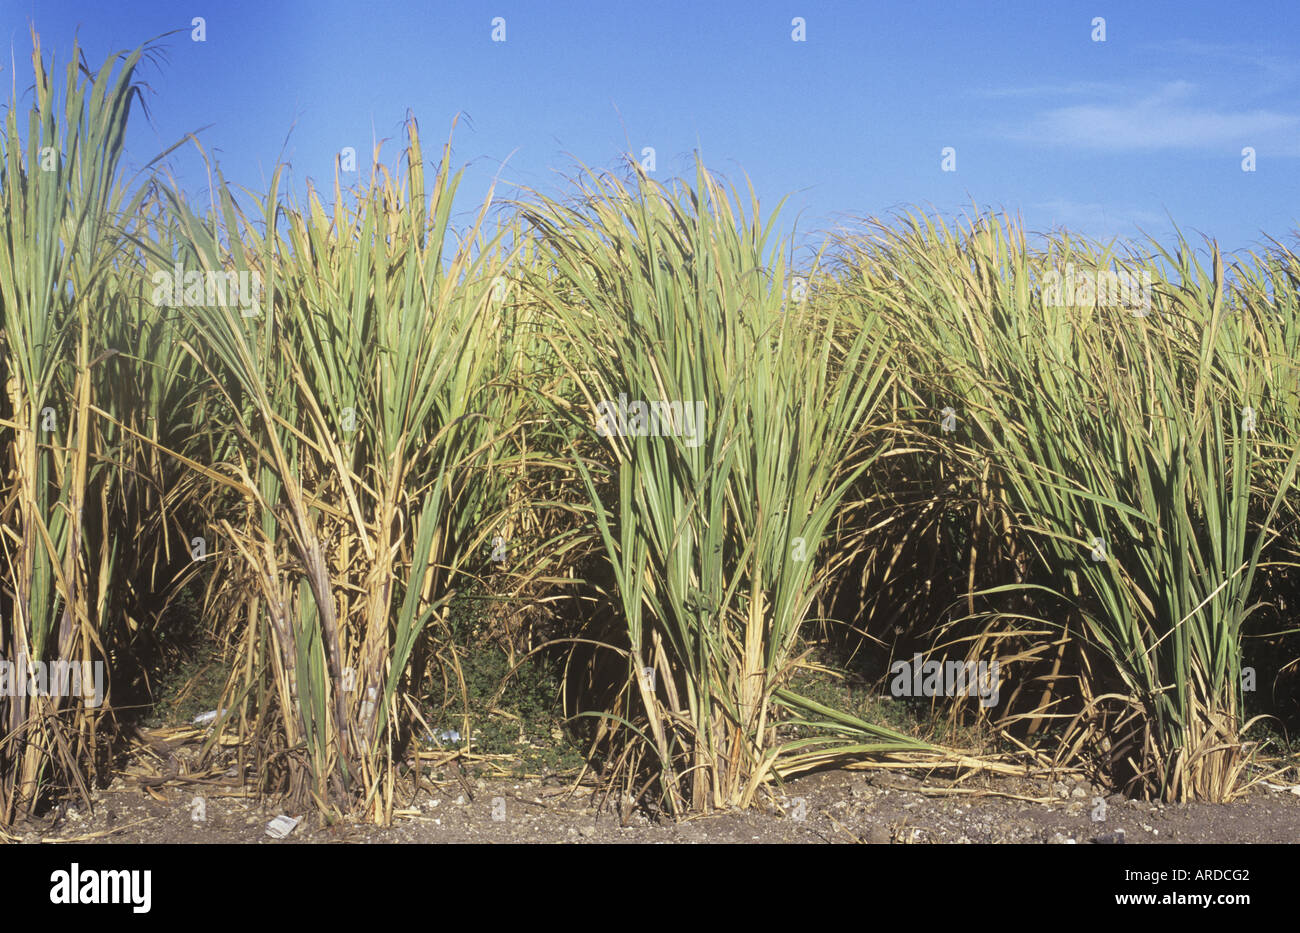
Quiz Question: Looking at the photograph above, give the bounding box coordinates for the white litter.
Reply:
[192,709,223,725]
[265,815,300,839]
[423,728,461,745]
[1261,781,1300,796]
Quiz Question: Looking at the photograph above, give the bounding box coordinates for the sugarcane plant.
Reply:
[523,160,934,814]
[0,31,168,823]
[158,117,528,822]
[845,211,1300,801]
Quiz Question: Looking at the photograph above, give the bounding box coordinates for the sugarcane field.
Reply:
[0,4,1296,902]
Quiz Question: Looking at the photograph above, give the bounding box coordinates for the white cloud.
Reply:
[1012,82,1299,154]
[967,81,1125,99]
[1137,39,1298,84]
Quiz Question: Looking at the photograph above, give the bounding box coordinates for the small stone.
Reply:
[1070,786,1088,799]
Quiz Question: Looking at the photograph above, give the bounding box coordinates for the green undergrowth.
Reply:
[785,650,1004,753]
[143,643,226,729]
[421,594,585,776]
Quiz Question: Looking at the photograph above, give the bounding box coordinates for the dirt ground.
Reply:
[15,758,1300,844]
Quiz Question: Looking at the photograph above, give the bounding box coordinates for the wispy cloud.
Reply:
[1137,38,1299,85]
[967,81,1125,99]
[1008,82,1300,154]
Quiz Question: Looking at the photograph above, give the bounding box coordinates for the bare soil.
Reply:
[17,761,1300,844]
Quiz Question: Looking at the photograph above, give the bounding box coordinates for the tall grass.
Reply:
[156,119,534,821]
[0,31,166,821]
[522,163,934,813]
[839,212,1300,800]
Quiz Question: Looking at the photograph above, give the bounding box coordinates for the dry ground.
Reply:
[15,759,1300,844]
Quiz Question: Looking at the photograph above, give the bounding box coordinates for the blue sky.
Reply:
[5,1,1298,261]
